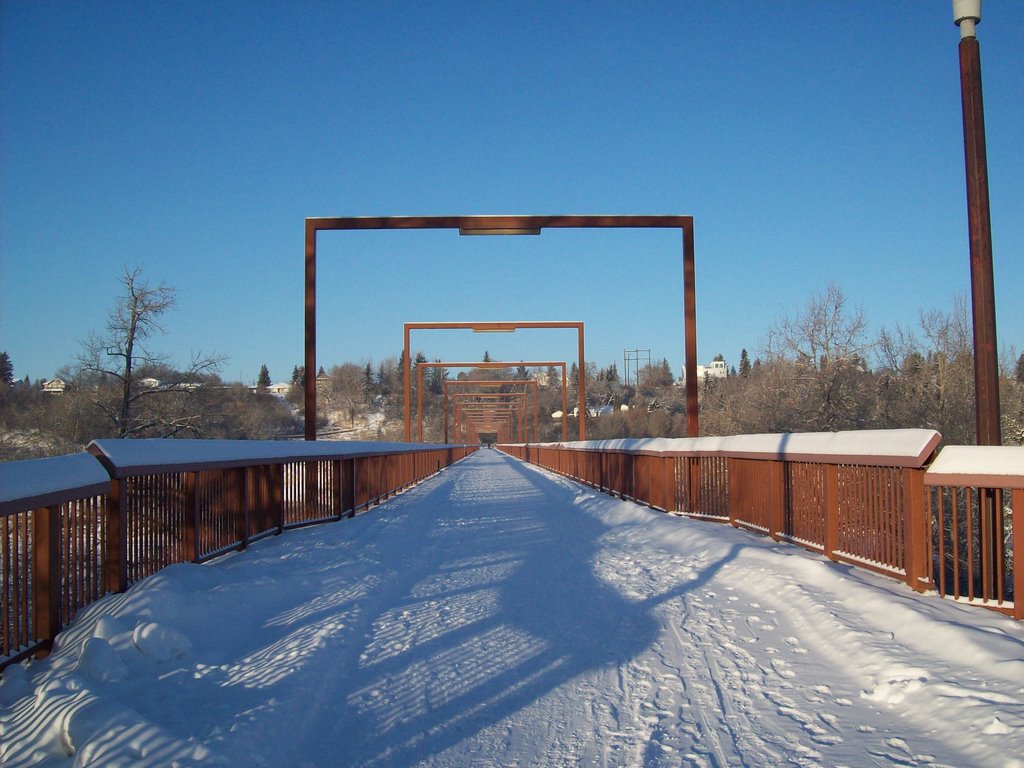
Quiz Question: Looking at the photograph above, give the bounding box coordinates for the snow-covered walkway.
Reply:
[2,449,1022,767]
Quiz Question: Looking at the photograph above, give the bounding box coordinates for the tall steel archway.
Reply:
[304,215,696,440]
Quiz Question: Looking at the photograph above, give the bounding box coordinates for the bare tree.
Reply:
[765,284,874,431]
[78,267,223,437]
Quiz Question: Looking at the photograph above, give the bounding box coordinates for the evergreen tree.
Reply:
[257,365,271,389]
[605,362,620,385]
[0,352,13,387]
[291,365,304,384]
[660,358,674,385]
[363,362,376,403]
[516,364,528,380]
[547,365,559,388]
[428,360,448,394]
[483,350,492,363]
[739,349,751,377]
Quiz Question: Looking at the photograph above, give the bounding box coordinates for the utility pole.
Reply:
[953,0,1001,447]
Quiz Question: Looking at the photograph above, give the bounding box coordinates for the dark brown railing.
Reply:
[923,446,1024,614]
[1,440,475,669]
[500,431,1023,620]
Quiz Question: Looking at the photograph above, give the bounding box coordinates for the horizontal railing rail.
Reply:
[2,440,476,669]
[500,431,1021,620]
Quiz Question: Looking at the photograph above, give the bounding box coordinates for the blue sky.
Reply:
[2,1,1021,386]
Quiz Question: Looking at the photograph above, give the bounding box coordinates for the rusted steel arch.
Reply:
[426,374,538,443]
[403,322,584,442]
[416,360,568,441]
[303,215,697,440]
[443,380,540,443]
[450,391,530,443]
[458,407,518,444]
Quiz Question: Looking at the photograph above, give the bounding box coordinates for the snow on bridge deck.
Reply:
[2,450,1022,767]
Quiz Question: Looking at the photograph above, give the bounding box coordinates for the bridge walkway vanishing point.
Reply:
[2,449,1022,767]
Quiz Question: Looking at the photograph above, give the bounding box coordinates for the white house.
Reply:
[695,360,728,381]
[41,378,66,395]
[533,370,561,388]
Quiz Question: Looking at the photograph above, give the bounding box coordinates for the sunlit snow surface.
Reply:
[2,450,1022,767]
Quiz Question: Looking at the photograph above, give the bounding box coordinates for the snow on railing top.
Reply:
[924,445,1024,489]
[522,428,943,468]
[0,453,111,514]
[87,438,467,477]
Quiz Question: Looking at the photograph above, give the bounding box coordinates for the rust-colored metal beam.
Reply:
[683,224,698,437]
[957,34,1001,447]
[307,214,692,232]
[302,215,697,440]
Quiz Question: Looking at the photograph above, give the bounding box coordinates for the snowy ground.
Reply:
[2,449,1022,767]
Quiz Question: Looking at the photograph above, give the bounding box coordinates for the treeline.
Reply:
[585,286,1024,446]
[0,373,301,460]
[2,279,1022,462]
[0,268,301,461]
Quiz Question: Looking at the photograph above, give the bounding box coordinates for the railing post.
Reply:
[823,464,840,561]
[305,461,318,518]
[32,504,61,654]
[770,460,786,541]
[902,467,929,593]
[727,458,739,527]
[332,460,343,520]
[236,468,249,551]
[1014,489,1024,621]
[104,478,126,594]
[273,464,285,533]
[341,459,355,518]
[656,455,669,512]
[182,471,198,563]
[689,458,701,515]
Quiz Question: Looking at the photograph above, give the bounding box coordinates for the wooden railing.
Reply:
[501,431,1022,620]
[923,446,1024,616]
[1,439,475,668]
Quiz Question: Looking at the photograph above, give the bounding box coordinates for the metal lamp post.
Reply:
[953,0,1001,447]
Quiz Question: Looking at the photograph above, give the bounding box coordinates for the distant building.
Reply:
[267,382,292,396]
[533,370,560,388]
[41,378,66,395]
[695,360,728,381]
